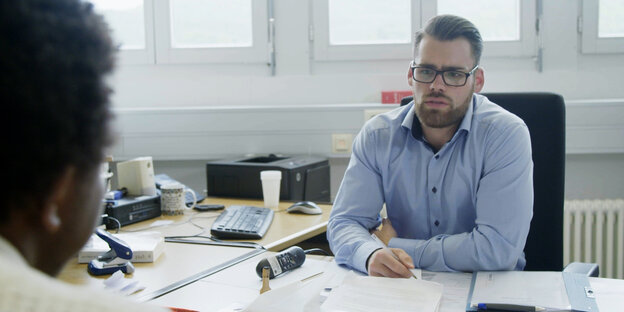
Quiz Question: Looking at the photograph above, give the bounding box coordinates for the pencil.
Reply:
[371,233,418,279]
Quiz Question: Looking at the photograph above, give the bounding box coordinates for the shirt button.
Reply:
[432,187,437,193]
[434,220,440,226]
[435,155,439,159]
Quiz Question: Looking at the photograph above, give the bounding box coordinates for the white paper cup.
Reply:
[260,170,281,210]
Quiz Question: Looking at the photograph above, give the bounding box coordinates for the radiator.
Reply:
[564,199,624,279]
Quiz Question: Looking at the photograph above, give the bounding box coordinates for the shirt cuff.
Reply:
[353,240,385,274]
[388,237,426,267]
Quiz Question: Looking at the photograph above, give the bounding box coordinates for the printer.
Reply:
[206,154,330,202]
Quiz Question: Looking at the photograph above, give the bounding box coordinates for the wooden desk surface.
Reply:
[78,197,331,251]
[59,244,256,296]
[200,197,332,251]
[58,197,332,296]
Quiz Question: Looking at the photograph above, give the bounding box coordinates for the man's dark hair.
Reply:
[0,0,115,220]
[414,14,483,66]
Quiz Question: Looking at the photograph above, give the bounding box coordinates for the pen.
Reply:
[475,303,545,312]
[371,233,418,279]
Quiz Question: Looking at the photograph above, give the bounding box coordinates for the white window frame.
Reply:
[421,0,537,58]
[312,0,422,61]
[312,0,537,62]
[581,0,624,54]
[153,0,269,64]
[105,0,156,65]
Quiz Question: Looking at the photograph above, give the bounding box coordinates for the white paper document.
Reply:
[423,271,473,312]
[469,271,571,311]
[202,256,331,291]
[320,271,443,312]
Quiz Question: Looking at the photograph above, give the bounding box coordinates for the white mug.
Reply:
[160,183,197,215]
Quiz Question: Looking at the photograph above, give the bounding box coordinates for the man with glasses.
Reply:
[327,15,533,277]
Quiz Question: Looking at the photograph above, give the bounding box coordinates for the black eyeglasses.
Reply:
[410,61,479,87]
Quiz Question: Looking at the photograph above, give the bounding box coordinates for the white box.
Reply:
[78,231,164,263]
[116,156,156,196]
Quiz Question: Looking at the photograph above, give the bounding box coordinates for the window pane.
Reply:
[437,0,520,41]
[599,0,624,38]
[328,0,411,45]
[170,0,253,48]
[90,0,145,50]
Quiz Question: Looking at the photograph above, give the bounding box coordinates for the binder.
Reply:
[465,271,599,312]
[562,272,599,312]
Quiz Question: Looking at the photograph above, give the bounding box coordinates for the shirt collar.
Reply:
[402,94,476,141]
[0,235,29,267]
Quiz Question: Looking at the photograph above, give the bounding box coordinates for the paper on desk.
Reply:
[244,272,332,312]
[103,270,146,296]
[470,271,571,310]
[423,271,473,312]
[201,257,332,291]
[320,271,443,312]
[242,260,350,312]
[411,268,423,279]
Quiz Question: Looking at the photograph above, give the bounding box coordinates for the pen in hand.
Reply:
[371,233,418,279]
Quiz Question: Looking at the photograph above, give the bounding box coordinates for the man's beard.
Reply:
[416,90,473,129]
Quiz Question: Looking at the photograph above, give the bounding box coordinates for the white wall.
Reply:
[108,0,624,201]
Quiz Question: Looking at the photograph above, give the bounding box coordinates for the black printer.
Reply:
[206,154,330,202]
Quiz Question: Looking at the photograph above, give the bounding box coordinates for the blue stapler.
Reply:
[87,228,135,275]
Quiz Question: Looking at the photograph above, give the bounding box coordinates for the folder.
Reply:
[465,271,598,312]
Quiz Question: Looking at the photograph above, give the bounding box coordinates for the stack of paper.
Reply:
[320,272,443,312]
[78,231,165,263]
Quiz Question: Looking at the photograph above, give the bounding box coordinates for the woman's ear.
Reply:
[41,166,76,233]
[42,204,61,232]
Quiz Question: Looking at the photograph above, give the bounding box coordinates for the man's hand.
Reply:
[367,247,414,278]
[371,218,397,245]
[367,218,413,278]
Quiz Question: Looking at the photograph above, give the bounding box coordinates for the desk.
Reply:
[104,197,331,251]
[58,197,332,299]
[149,252,624,312]
[150,252,335,311]
[200,197,332,251]
[59,197,624,311]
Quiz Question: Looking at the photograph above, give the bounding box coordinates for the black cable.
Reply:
[101,214,121,233]
[303,248,330,256]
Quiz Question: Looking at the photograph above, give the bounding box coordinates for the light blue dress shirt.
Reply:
[327,94,534,273]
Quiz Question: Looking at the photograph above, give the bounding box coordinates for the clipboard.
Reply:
[465,271,599,312]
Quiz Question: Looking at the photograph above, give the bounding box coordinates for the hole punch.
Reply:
[87,228,135,275]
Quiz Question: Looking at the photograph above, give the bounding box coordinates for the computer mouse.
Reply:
[286,201,322,215]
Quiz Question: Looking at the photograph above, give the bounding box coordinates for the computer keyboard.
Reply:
[210,206,274,239]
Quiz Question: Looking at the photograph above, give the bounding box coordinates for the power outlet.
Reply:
[332,134,353,154]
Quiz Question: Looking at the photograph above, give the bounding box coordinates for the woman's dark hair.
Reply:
[0,0,116,219]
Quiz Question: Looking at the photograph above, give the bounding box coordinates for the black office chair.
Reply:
[400,93,566,271]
